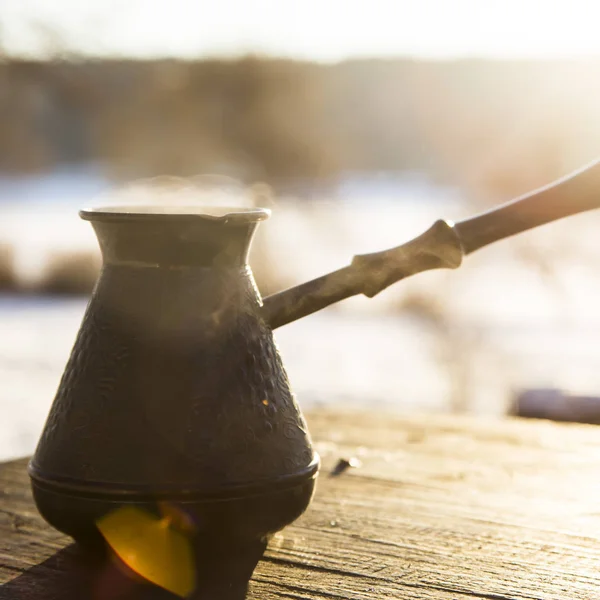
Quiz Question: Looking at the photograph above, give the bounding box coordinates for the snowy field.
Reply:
[2,167,600,461]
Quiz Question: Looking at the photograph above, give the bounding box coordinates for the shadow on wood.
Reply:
[0,538,268,600]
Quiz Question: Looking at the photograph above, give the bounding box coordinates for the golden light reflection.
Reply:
[96,504,196,598]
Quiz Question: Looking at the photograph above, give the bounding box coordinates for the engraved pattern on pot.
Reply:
[33,261,314,491]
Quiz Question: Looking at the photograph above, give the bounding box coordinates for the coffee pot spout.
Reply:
[262,157,600,330]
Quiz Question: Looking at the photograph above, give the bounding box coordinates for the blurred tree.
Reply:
[0,57,599,194]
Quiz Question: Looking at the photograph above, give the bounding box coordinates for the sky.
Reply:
[1,0,600,61]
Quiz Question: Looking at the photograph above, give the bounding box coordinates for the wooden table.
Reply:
[2,410,600,599]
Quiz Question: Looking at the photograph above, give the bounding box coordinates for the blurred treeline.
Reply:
[1,56,600,196]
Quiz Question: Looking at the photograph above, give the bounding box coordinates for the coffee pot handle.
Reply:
[262,157,600,330]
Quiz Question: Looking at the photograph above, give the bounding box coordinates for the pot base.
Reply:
[31,473,317,596]
[31,474,317,546]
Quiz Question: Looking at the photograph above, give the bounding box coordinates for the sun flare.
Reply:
[1,0,600,60]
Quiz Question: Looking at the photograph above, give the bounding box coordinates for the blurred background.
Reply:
[2,0,600,460]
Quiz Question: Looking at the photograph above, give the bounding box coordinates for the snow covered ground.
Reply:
[2,167,600,461]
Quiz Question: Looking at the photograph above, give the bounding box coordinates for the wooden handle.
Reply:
[262,220,463,330]
[262,157,600,330]
[455,157,600,254]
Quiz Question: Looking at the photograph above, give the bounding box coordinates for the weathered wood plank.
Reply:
[3,410,600,599]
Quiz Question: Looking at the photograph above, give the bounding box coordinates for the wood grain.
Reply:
[3,410,600,599]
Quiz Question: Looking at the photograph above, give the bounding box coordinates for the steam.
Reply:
[90,175,274,212]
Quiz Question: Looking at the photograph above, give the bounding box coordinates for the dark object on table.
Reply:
[512,388,600,425]
[330,457,362,476]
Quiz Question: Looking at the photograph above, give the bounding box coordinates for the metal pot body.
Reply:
[29,208,319,545]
